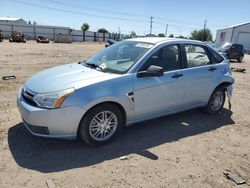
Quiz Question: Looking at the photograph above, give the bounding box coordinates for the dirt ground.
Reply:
[0,40,249,188]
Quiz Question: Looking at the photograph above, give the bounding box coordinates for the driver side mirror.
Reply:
[137,65,164,78]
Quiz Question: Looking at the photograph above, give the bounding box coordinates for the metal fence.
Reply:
[0,23,120,42]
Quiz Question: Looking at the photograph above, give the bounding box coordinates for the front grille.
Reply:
[22,88,38,107]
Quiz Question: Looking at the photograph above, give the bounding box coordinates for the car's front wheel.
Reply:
[204,87,225,115]
[79,103,124,146]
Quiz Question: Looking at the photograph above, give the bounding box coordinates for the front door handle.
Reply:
[208,67,217,71]
[171,73,183,79]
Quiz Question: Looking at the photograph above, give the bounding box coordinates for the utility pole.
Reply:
[203,19,207,41]
[150,16,153,35]
[165,24,168,37]
[118,27,121,40]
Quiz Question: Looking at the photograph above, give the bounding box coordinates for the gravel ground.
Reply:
[0,40,249,188]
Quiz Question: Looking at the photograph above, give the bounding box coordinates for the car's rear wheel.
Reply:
[237,55,243,62]
[204,87,225,115]
[79,103,123,146]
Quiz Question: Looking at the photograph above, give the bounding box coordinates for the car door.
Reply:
[133,44,185,121]
[181,43,217,108]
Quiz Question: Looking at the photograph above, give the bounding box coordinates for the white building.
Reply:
[0,17,27,25]
[215,22,250,49]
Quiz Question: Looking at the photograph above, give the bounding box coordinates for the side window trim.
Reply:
[180,43,187,69]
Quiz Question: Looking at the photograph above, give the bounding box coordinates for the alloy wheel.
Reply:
[89,111,118,141]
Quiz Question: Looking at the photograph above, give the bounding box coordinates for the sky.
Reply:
[0,0,250,39]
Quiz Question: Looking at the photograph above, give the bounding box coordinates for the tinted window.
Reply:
[211,50,224,64]
[236,44,243,50]
[231,44,239,50]
[184,45,210,68]
[143,45,181,72]
[231,44,236,49]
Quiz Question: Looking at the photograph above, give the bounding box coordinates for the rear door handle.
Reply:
[172,73,183,79]
[208,67,217,71]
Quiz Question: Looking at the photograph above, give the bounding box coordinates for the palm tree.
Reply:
[81,23,90,42]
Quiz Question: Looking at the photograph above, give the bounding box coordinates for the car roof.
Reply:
[125,37,204,45]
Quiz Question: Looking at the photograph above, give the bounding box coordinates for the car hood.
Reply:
[25,63,118,93]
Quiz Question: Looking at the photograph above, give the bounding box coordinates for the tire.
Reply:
[204,87,225,115]
[78,103,124,146]
[237,55,243,62]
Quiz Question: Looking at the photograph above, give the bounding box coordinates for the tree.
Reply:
[158,33,165,37]
[81,23,89,32]
[97,28,109,33]
[190,30,198,39]
[33,21,37,25]
[28,20,31,25]
[169,34,174,38]
[189,28,213,41]
[81,23,90,42]
[130,31,136,38]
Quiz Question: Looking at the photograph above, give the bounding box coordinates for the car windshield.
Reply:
[85,41,153,74]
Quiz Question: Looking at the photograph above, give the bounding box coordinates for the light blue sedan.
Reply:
[17,38,234,145]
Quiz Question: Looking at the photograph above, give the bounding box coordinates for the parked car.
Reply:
[17,38,234,146]
[9,31,26,43]
[218,42,244,62]
[37,36,49,43]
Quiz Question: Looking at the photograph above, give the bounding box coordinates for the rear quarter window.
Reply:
[210,49,224,64]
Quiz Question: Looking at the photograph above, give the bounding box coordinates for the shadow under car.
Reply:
[8,108,234,173]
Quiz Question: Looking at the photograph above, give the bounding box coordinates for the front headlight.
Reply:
[33,88,75,109]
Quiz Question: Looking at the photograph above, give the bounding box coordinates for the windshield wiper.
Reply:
[78,60,106,72]
[84,61,106,72]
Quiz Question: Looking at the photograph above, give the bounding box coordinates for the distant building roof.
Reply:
[0,17,23,21]
[218,22,250,30]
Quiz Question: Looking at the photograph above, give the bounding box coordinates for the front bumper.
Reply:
[17,88,86,139]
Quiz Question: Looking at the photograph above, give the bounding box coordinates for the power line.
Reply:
[150,16,153,34]
[155,16,202,26]
[46,0,221,28]
[8,0,225,30]
[203,19,207,41]
[6,0,221,36]
[154,21,198,31]
[165,24,168,37]
[44,0,149,18]
[7,0,148,23]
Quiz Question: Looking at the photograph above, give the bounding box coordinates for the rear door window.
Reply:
[184,45,211,68]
